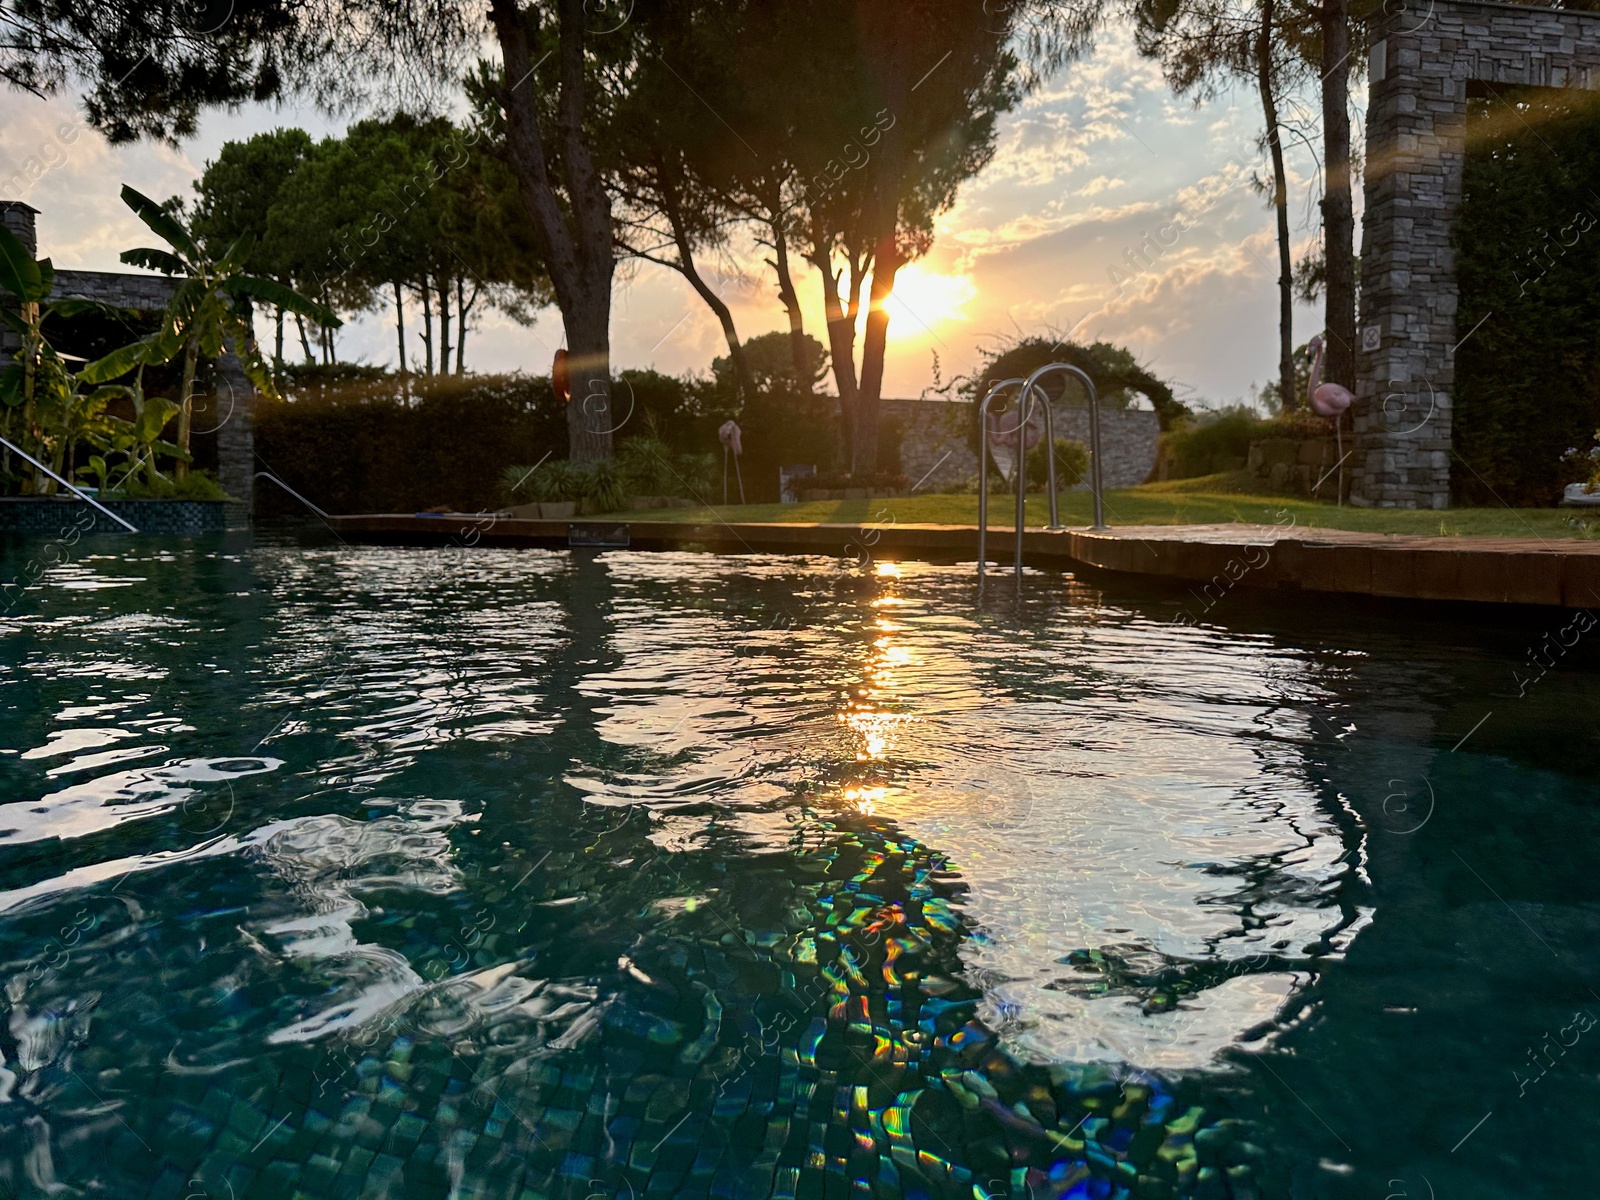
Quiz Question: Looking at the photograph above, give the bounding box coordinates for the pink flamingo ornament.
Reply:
[1306,334,1353,505]
[1306,335,1354,417]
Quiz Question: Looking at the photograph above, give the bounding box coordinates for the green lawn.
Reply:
[604,473,1600,540]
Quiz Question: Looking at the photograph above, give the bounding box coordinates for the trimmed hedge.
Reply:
[254,374,567,515]
[1453,86,1600,505]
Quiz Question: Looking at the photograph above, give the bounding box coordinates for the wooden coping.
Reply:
[327,514,1600,609]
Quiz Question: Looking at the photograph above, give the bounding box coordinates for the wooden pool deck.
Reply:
[328,513,1600,609]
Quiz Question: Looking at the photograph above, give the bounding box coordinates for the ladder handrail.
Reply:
[977,377,1025,575]
[976,363,1110,579]
[0,435,139,532]
[253,471,329,519]
[1019,362,1107,533]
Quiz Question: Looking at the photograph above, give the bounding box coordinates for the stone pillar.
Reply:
[1351,15,1462,509]
[214,351,257,512]
[1351,0,1600,509]
[0,202,36,362]
[0,201,37,256]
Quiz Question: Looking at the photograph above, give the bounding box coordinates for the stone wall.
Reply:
[1247,437,1350,500]
[1354,0,1600,508]
[881,397,1160,492]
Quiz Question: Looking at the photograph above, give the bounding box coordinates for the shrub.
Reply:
[109,470,232,501]
[1026,437,1089,490]
[1160,406,1333,480]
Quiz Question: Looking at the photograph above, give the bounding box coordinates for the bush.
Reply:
[109,470,232,501]
[1026,437,1089,490]
[1160,406,1332,480]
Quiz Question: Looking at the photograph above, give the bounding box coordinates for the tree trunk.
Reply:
[420,282,434,375]
[295,312,313,363]
[1256,0,1296,410]
[814,244,860,470]
[490,0,616,462]
[1320,0,1356,390]
[175,337,198,481]
[438,275,452,376]
[274,304,284,367]
[769,214,809,389]
[565,296,614,462]
[855,233,902,475]
[456,277,471,373]
[393,280,407,373]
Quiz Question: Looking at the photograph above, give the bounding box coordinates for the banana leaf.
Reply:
[158,278,206,345]
[80,334,177,384]
[224,274,342,327]
[120,185,200,262]
[219,234,255,274]
[0,364,22,407]
[120,247,188,276]
[0,224,44,302]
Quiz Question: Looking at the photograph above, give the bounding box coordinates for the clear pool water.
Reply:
[0,532,1597,1199]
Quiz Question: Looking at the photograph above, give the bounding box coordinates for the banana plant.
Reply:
[88,185,340,478]
[80,366,184,495]
[0,223,126,493]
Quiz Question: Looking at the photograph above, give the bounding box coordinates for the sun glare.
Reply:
[883,265,976,339]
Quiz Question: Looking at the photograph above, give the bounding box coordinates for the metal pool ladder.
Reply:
[977,362,1107,577]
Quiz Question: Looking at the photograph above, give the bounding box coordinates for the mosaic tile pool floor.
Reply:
[1,534,1597,1198]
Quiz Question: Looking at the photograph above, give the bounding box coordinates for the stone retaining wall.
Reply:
[1247,437,1351,500]
[881,398,1160,491]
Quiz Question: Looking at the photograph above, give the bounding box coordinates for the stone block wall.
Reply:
[880,397,1159,492]
[1354,0,1600,508]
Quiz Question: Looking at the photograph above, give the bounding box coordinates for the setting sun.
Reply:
[883,265,977,339]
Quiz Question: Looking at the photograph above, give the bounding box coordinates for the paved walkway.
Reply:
[329,514,1600,608]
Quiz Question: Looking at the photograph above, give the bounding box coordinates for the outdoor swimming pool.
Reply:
[0,532,1595,1199]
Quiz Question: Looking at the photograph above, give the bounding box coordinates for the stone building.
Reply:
[0,199,256,506]
[1352,0,1600,507]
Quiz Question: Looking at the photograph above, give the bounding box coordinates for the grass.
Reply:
[600,473,1600,540]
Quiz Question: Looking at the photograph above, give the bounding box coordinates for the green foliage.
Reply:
[504,439,716,509]
[1453,86,1600,505]
[201,113,552,373]
[712,332,829,396]
[107,470,231,501]
[1160,404,1331,479]
[0,222,177,497]
[953,334,1187,433]
[614,436,715,499]
[96,184,338,481]
[1026,437,1090,490]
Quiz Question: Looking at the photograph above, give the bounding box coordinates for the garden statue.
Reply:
[718,418,744,505]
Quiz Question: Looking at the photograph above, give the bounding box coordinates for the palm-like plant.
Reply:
[88,185,340,478]
[0,224,137,493]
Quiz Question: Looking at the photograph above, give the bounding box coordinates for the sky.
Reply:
[0,20,1355,410]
